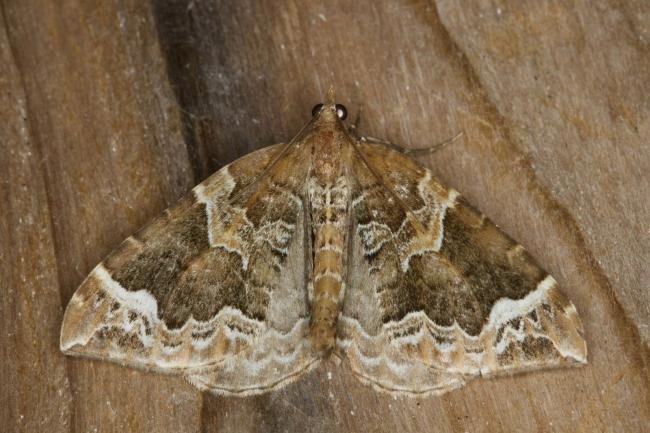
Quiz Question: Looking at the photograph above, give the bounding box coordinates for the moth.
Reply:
[60,90,587,396]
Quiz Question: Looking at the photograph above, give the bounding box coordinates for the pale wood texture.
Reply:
[1,1,648,432]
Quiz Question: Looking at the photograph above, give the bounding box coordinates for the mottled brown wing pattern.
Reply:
[61,99,587,398]
[338,142,586,395]
[61,143,319,394]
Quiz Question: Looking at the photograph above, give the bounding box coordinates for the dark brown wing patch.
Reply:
[107,199,216,329]
[435,198,546,334]
[383,197,547,335]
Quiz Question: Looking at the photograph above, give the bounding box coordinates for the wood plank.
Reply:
[1,0,202,432]
[1,0,647,432]
[0,10,71,432]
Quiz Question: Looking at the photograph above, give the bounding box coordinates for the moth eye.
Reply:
[311,103,324,117]
[335,104,348,120]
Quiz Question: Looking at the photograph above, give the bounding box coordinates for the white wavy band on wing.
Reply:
[337,274,586,389]
[60,262,317,373]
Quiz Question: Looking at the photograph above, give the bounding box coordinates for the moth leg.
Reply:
[360,132,464,156]
[347,107,411,150]
[349,106,463,155]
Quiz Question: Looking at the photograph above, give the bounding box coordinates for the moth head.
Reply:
[311,85,347,121]
[311,103,348,121]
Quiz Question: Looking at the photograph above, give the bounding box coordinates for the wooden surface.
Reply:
[1,0,648,432]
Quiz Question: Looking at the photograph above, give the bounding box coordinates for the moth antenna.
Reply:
[348,106,363,139]
[353,105,362,129]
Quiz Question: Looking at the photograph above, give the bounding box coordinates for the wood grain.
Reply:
[1,0,648,432]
